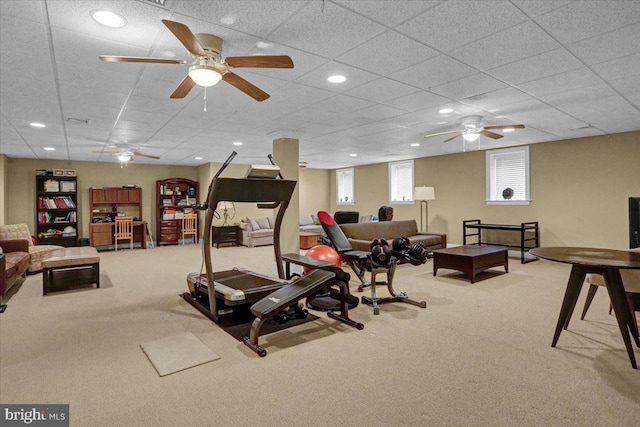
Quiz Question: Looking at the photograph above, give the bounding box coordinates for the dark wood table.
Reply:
[530,247,640,369]
[433,245,508,283]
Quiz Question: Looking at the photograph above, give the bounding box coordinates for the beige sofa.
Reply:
[339,220,446,253]
[0,224,65,273]
[239,217,275,247]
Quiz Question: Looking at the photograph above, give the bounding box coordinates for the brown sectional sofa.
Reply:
[1,239,31,303]
[339,220,446,253]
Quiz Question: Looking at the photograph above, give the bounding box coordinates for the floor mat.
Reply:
[140,332,220,377]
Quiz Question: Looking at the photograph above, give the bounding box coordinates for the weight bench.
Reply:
[318,211,371,291]
[243,268,364,357]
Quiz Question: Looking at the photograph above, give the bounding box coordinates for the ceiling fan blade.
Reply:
[480,130,504,140]
[424,130,463,138]
[222,72,270,102]
[99,55,187,64]
[93,150,121,154]
[443,132,462,143]
[483,124,525,130]
[170,75,196,99]
[162,19,206,57]
[133,152,160,160]
[225,55,294,69]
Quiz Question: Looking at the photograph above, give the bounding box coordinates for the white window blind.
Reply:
[389,160,414,203]
[486,146,530,205]
[336,168,354,204]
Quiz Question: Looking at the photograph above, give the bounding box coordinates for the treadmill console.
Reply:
[244,164,280,179]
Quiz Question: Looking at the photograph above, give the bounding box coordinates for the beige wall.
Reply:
[0,154,7,225]
[5,158,196,239]
[331,131,640,249]
[299,167,330,216]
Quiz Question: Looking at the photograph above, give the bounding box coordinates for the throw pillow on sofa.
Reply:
[299,214,315,226]
[247,217,261,230]
[256,217,271,230]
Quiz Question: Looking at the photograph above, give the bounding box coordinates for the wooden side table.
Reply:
[211,225,239,248]
[300,232,322,250]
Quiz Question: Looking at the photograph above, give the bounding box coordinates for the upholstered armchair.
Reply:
[0,224,65,273]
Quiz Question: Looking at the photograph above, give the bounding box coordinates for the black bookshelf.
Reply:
[35,174,78,247]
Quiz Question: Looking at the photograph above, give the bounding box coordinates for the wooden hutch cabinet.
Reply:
[89,186,142,247]
[156,178,199,246]
[35,174,78,247]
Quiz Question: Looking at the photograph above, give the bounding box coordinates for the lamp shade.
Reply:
[414,186,435,201]
[462,132,480,142]
[188,64,222,87]
[117,154,131,162]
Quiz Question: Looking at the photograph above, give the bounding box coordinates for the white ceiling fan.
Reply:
[93,143,160,166]
[424,115,525,143]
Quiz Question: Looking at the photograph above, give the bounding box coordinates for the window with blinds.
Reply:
[336,168,354,204]
[486,146,530,205]
[388,160,414,203]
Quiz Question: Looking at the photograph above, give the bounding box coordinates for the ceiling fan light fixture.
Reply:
[117,154,131,162]
[188,64,222,87]
[462,132,480,142]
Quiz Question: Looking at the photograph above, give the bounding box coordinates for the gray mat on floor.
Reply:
[140,332,220,377]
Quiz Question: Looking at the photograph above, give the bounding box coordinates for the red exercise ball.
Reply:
[304,245,341,273]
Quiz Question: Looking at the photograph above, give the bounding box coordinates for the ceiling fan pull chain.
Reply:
[204,87,207,112]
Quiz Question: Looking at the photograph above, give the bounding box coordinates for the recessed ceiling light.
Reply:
[349,153,357,157]
[91,10,125,28]
[328,75,346,83]
[256,41,272,49]
[410,143,420,147]
[30,122,46,128]
[232,141,243,146]
[439,108,454,114]
[220,15,236,25]
[503,128,515,132]
[43,147,55,151]
[195,156,203,160]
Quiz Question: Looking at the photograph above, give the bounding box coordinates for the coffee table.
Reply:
[300,232,322,250]
[433,245,508,283]
[42,247,100,295]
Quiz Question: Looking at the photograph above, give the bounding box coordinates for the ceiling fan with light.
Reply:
[423,115,525,143]
[93,144,160,165]
[99,19,294,101]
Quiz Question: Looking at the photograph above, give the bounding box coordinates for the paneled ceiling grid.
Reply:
[0,0,638,169]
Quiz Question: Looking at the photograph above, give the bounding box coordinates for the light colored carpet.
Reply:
[140,332,219,377]
[1,244,638,426]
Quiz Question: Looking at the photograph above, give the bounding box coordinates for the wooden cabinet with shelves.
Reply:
[36,174,78,247]
[89,187,143,247]
[156,178,199,246]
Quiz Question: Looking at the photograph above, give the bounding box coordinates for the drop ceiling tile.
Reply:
[431,73,507,101]
[294,60,380,92]
[268,1,386,58]
[449,21,561,71]
[398,0,527,52]
[518,68,604,98]
[384,90,449,111]
[510,0,574,17]
[389,54,477,90]
[336,30,439,76]
[535,0,640,45]
[461,87,533,112]
[570,23,640,65]
[174,1,306,37]
[332,0,440,26]
[488,48,584,85]
[591,52,640,81]
[0,0,45,23]
[47,0,171,49]
[345,77,418,104]
[56,60,139,95]
[607,75,640,108]
[312,94,374,116]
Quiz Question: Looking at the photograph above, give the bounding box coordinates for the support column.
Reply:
[272,135,300,256]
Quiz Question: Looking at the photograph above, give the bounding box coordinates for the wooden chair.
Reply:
[114,216,133,251]
[181,213,198,244]
[581,248,640,339]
